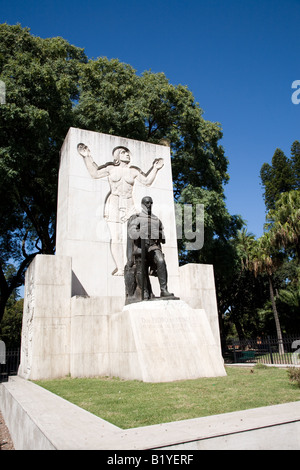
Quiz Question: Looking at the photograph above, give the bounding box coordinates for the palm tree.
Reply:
[226,229,257,340]
[279,282,300,308]
[235,228,256,270]
[250,233,284,354]
[266,190,300,261]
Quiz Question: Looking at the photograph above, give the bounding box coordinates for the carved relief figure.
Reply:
[77,143,164,275]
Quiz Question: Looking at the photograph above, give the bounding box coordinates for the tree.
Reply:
[265,190,300,326]
[260,148,296,212]
[279,280,300,309]
[0,295,23,348]
[0,24,87,322]
[250,233,285,353]
[176,185,244,341]
[266,190,300,262]
[291,140,300,188]
[260,141,300,212]
[220,229,270,340]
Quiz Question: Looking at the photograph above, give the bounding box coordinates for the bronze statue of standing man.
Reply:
[125,196,177,304]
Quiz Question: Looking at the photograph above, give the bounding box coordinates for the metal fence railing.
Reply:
[0,348,20,383]
[224,335,300,365]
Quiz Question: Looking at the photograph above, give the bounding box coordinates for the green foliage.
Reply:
[291,141,300,188]
[279,282,300,308]
[223,230,271,339]
[266,190,300,261]
[177,185,244,338]
[0,23,87,322]
[0,297,23,348]
[0,24,87,254]
[260,142,300,211]
[227,141,300,338]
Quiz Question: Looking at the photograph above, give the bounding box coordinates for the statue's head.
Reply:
[112,146,131,165]
[141,196,153,214]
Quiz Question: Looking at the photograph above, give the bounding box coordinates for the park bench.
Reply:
[238,350,256,362]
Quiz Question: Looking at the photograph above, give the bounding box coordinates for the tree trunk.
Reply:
[269,275,284,354]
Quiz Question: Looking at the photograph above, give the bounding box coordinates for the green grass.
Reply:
[34,365,300,429]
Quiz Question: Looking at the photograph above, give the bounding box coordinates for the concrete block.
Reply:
[70,296,111,377]
[18,255,72,380]
[109,300,226,382]
[179,263,221,349]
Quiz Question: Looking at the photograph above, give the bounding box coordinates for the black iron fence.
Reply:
[0,348,20,382]
[224,335,300,365]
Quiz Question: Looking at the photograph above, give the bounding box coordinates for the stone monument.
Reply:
[18,127,226,382]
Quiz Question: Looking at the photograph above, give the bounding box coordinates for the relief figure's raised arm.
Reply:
[134,158,164,186]
[77,143,111,179]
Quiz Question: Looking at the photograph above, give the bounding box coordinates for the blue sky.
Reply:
[2,0,300,238]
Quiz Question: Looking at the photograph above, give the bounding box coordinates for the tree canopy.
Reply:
[0,24,87,321]
[260,142,300,211]
[0,24,239,325]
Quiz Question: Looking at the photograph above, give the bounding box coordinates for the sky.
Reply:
[1,0,300,238]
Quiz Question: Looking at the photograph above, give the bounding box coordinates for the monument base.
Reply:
[109,300,226,382]
[18,254,226,382]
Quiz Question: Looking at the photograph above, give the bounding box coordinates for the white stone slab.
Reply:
[18,255,72,380]
[179,263,221,349]
[109,299,226,382]
[56,128,180,302]
[70,296,112,377]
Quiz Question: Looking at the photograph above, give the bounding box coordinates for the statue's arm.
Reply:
[128,216,141,241]
[159,219,166,244]
[83,155,110,179]
[77,143,110,179]
[134,158,164,186]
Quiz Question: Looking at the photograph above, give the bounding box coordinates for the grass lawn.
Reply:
[34,365,300,430]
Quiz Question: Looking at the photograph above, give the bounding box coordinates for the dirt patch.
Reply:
[0,410,15,450]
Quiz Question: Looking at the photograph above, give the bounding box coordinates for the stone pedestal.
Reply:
[109,300,226,382]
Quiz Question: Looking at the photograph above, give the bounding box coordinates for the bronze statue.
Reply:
[124,196,178,304]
